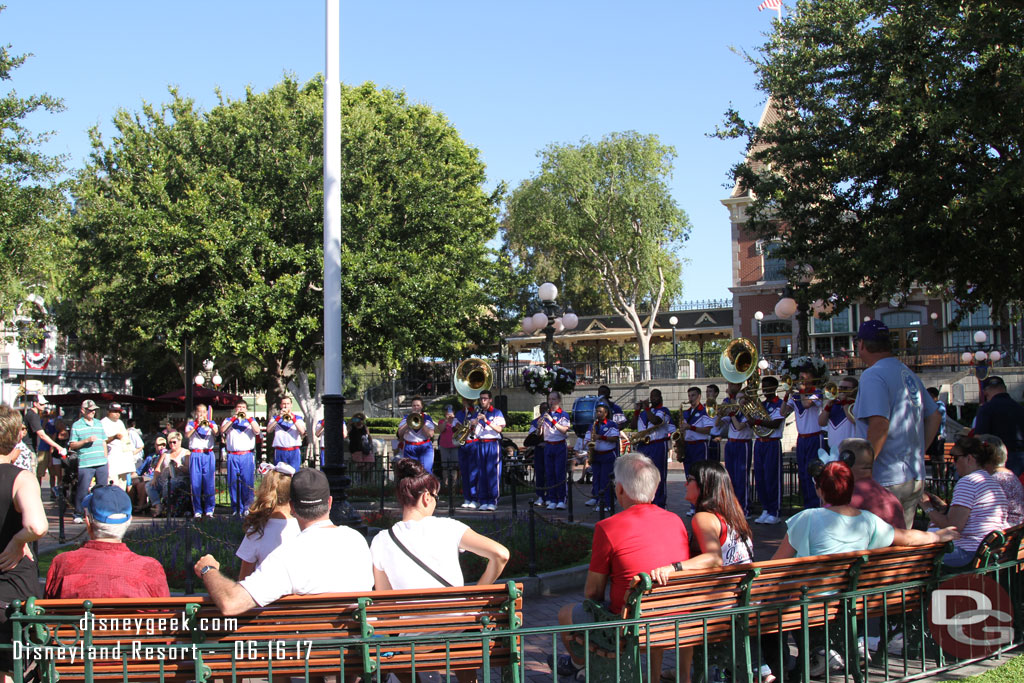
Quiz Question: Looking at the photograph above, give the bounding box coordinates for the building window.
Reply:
[760,242,786,282]
[881,311,922,329]
[760,319,792,357]
[811,308,852,335]
[946,303,994,349]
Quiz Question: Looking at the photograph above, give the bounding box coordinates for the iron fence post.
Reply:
[528,504,537,577]
[566,458,574,523]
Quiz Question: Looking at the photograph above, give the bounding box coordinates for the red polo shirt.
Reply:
[45,540,170,599]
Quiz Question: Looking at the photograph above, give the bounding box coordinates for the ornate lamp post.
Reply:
[194,359,223,391]
[960,330,1003,404]
[520,283,579,368]
[669,315,679,371]
[754,311,764,357]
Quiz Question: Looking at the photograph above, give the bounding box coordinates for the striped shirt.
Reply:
[70,417,106,468]
[950,470,1008,555]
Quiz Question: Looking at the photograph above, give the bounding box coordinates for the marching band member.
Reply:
[472,390,505,512]
[541,392,571,510]
[752,376,786,524]
[454,398,479,509]
[396,396,436,473]
[818,377,859,459]
[585,401,620,512]
[597,385,627,428]
[679,388,715,509]
[267,397,306,470]
[220,400,258,517]
[706,384,723,464]
[720,383,753,517]
[528,401,549,507]
[781,369,824,508]
[185,403,219,518]
[638,388,677,508]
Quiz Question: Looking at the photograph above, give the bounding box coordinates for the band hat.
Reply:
[83,485,133,524]
[81,399,99,411]
[290,468,330,511]
[855,320,890,342]
[981,376,1006,390]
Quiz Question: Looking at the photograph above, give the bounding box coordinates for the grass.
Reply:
[939,654,1024,683]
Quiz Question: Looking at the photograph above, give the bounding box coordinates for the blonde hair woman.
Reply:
[235,463,300,580]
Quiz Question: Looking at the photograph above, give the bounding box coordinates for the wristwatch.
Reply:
[672,561,684,572]
[200,565,217,576]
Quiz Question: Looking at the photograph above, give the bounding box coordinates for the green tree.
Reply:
[503,132,689,378]
[63,77,507,409]
[0,22,69,321]
[719,0,1024,318]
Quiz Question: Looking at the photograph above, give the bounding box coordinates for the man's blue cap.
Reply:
[856,320,890,342]
[83,485,132,524]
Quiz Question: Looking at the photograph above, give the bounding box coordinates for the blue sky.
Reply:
[5,1,777,302]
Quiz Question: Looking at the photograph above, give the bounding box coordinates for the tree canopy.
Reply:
[503,131,689,376]
[720,0,1024,318]
[0,22,69,324]
[63,77,507,402]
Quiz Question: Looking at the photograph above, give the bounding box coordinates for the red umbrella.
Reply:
[153,385,245,409]
[44,391,176,410]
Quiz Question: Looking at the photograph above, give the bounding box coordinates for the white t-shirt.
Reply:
[370,517,470,590]
[239,522,373,606]
[222,417,259,452]
[101,417,134,475]
[235,516,301,567]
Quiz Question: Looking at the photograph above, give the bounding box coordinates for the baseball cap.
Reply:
[83,485,133,524]
[108,402,123,413]
[981,376,1006,390]
[81,399,99,411]
[290,468,330,512]
[856,320,890,342]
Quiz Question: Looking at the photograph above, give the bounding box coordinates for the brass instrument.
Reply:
[452,358,493,445]
[822,381,840,402]
[706,397,717,419]
[407,412,424,431]
[719,338,775,438]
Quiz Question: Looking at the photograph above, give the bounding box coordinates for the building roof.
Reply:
[506,307,734,348]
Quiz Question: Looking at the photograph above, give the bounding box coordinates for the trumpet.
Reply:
[706,397,717,419]
[453,405,479,445]
[822,381,840,402]
[408,412,425,432]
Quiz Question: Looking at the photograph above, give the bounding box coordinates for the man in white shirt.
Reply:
[185,403,219,517]
[194,468,373,615]
[101,404,132,491]
[267,397,305,470]
[220,401,259,516]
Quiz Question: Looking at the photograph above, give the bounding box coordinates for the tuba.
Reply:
[720,338,775,438]
[453,358,493,445]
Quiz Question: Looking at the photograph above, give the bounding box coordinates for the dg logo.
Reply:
[928,573,1014,659]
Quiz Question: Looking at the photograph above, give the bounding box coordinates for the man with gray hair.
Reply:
[548,453,692,679]
[195,468,373,616]
[843,438,907,530]
[44,485,169,598]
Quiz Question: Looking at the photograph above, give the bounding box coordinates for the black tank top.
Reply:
[0,464,41,601]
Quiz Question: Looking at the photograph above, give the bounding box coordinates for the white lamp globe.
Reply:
[975,350,988,362]
[212,373,222,387]
[974,331,987,344]
[990,350,1002,362]
[521,317,535,334]
[864,316,872,322]
[758,359,770,370]
[930,312,939,320]
[538,282,558,302]
[194,374,206,386]
[531,311,549,330]
[669,315,679,326]
[754,311,764,321]
[961,351,973,363]
[552,317,565,333]
[775,297,798,319]
[562,312,579,330]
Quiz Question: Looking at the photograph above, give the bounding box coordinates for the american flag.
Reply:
[758,0,782,11]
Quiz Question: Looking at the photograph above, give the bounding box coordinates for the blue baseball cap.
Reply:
[856,320,890,342]
[83,485,132,524]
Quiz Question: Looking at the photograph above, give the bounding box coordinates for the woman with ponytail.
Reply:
[235,463,300,580]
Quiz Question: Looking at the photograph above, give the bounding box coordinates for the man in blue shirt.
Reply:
[853,321,940,529]
[974,376,1024,476]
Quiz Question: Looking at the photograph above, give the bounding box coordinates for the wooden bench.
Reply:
[568,543,952,683]
[10,582,523,683]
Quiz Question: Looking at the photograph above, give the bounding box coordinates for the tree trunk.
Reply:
[636,332,652,382]
[289,365,322,461]
[264,355,290,413]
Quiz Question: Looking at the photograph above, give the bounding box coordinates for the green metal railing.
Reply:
[6,554,1023,683]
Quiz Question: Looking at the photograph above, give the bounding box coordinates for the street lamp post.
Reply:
[669,315,678,376]
[754,311,764,358]
[521,283,579,368]
[960,331,1003,405]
